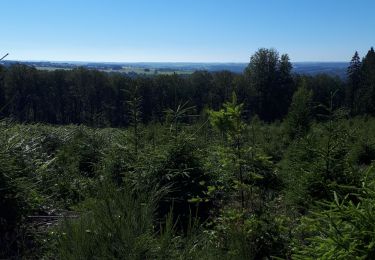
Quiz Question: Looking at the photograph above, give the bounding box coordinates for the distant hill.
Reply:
[0,60,349,78]
[292,62,348,78]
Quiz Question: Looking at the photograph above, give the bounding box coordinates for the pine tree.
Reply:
[209,93,247,208]
[358,47,375,114]
[278,54,295,118]
[346,51,362,114]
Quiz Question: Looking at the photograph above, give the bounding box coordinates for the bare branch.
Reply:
[0,53,9,61]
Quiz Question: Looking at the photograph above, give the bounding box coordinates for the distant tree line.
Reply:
[0,47,374,126]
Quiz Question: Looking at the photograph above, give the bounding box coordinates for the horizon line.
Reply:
[1,59,350,64]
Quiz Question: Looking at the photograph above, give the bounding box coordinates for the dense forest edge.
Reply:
[2,47,375,259]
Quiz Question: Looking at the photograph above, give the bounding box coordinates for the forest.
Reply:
[2,47,375,259]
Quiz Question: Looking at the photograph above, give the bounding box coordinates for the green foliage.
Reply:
[126,85,143,156]
[208,94,280,209]
[208,92,245,137]
[284,80,313,139]
[347,51,362,114]
[294,167,375,259]
[164,101,196,139]
[281,111,356,210]
[50,127,105,206]
[208,93,249,208]
[0,123,48,257]
[245,48,295,121]
[0,140,28,257]
[56,183,163,259]
[3,116,375,259]
[153,138,210,229]
[1,47,375,126]
[356,47,375,115]
[211,207,290,259]
[100,134,136,185]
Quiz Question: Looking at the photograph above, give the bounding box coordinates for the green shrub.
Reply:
[280,117,356,211]
[55,127,105,178]
[207,207,290,259]
[153,139,211,230]
[100,137,136,185]
[293,166,375,259]
[50,127,106,206]
[0,125,41,258]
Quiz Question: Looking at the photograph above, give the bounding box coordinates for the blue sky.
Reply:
[1,0,374,62]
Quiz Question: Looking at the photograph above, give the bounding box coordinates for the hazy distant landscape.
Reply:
[0,60,349,77]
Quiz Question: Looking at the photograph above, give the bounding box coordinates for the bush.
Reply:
[280,117,356,211]
[55,127,105,178]
[208,207,290,259]
[50,127,106,206]
[153,139,211,229]
[100,136,136,185]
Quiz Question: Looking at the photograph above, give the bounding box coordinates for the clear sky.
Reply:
[1,0,374,62]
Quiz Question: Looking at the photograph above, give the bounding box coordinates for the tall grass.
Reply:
[57,182,164,259]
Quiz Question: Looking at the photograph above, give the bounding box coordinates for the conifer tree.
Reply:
[284,79,313,139]
[126,86,142,157]
[209,92,247,208]
[346,51,362,113]
[358,47,375,114]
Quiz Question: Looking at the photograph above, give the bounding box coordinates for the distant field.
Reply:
[36,66,71,71]
[117,67,194,75]
[36,65,194,75]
